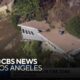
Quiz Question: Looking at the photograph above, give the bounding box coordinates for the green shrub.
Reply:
[13,0,42,21]
[10,14,20,31]
[11,15,20,26]
[17,41,42,58]
[65,16,80,38]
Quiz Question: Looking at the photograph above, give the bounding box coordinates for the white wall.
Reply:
[20,26,45,41]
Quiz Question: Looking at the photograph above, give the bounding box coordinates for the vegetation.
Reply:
[17,41,42,58]
[10,15,20,26]
[38,49,53,67]
[16,41,55,67]
[13,0,42,21]
[10,0,43,30]
[65,16,80,38]
[17,41,77,68]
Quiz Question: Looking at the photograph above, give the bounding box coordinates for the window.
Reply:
[39,30,42,32]
[22,29,25,33]
[28,31,31,34]
[26,30,28,34]
[24,29,34,35]
[31,31,34,35]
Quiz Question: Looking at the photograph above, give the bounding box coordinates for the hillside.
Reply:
[47,0,80,28]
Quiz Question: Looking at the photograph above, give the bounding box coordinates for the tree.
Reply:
[10,14,20,26]
[65,16,80,38]
[16,41,54,67]
[13,0,42,21]
[17,41,42,58]
[37,49,53,67]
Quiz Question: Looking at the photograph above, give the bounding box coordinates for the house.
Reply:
[0,0,14,15]
[18,20,80,54]
[18,20,50,42]
[18,20,65,54]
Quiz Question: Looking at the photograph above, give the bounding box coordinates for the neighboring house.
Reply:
[18,20,65,54]
[0,0,14,15]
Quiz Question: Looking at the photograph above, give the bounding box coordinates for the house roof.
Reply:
[19,20,50,31]
[0,0,12,7]
[41,28,80,52]
[19,20,80,52]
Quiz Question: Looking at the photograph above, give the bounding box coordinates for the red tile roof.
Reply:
[20,20,50,31]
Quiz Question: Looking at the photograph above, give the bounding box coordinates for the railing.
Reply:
[38,33,65,53]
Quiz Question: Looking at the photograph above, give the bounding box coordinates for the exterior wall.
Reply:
[20,25,45,41]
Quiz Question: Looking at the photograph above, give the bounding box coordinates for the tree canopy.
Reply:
[13,0,42,20]
[65,16,80,38]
